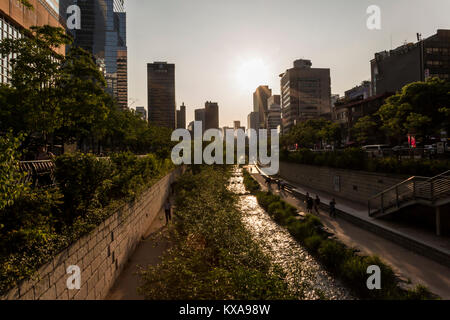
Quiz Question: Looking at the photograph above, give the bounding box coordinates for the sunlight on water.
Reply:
[228,167,353,300]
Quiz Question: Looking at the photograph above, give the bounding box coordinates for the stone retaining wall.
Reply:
[280,162,407,205]
[1,166,185,300]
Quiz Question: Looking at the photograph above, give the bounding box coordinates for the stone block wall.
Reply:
[1,166,184,300]
[279,162,407,205]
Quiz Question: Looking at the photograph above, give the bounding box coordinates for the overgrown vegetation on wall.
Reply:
[282,148,450,177]
[242,169,437,300]
[0,146,174,295]
[138,166,295,300]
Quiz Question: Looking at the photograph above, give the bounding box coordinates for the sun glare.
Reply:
[235,58,270,93]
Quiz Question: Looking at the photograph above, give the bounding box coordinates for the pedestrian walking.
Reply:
[329,198,337,218]
[314,195,321,214]
[277,179,281,191]
[306,193,313,214]
[165,198,172,225]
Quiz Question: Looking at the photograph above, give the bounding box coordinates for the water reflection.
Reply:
[229,167,353,300]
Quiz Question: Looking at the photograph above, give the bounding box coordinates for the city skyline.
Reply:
[127,0,450,127]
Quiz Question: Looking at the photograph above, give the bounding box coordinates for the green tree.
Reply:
[377,78,450,143]
[0,132,29,211]
[56,47,110,146]
[352,116,377,145]
[0,26,71,146]
[282,119,342,149]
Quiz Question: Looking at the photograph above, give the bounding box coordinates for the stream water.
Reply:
[228,167,353,300]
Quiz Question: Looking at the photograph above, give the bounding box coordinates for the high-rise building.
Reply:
[247,112,260,131]
[1,0,63,84]
[280,59,331,134]
[195,108,206,132]
[253,85,272,128]
[147,62,176,128]
[135,106,147,121]
[176,103,187,129]
[371,30,450,95]
[266,95,281,130]
[59,0,128,108]
[204,101,219,130]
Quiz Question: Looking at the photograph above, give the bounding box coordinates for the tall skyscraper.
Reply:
[177,103,187,129]
[280,59,331,134]
[204,101,219,130]
[247,112,260,131]
[1,0,63,84]
[147,62,176,128]
[266,95,281,130]
[195,108,206,132]
[59,0,128,108]
[253,85,272,129]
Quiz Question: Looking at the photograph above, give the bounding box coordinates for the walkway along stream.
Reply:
[228,167,353,300]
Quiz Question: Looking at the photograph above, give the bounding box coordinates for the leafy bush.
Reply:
[304,235,323,254]
[0,132,29,211]
[317,240,351,271]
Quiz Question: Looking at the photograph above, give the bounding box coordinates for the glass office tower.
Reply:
[59,0,128,108]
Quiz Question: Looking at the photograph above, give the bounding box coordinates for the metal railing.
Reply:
[19,160,56,188]
[368,170,450,217]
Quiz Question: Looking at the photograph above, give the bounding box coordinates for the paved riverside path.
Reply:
[250,167,450,299]
[106,206,170,300]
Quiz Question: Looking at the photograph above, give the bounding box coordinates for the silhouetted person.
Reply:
[165,198,172,225]
[329,198,337,218]
[314,195,321,214]
[277,179,281,190]
[306,193,313,214]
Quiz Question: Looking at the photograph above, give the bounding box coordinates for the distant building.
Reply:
[253,86,272,128]
[371,30,450,95]
[247,112,260,132]
[334,92,393,144]
[177,103,187,129]
[280,59,331,134]
[345,81,371,100]
[195,108,206,132]
[331,94,340,121]
[266,95,281,130]
[204,101,219,130]
[135,106,147,121]
[147,62,176,129]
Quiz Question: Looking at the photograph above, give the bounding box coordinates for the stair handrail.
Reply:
[369,175,428,200]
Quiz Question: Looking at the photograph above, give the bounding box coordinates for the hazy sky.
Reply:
[126,0,450,127]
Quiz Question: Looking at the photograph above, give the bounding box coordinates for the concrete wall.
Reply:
[279,161,407,205]
[1,167,184,300]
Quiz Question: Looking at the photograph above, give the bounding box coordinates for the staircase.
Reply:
[368,170,450,218]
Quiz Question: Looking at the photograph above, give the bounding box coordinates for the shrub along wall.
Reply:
[1,166,185,300]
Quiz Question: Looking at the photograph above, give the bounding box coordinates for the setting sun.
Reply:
[234,57,271,93]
